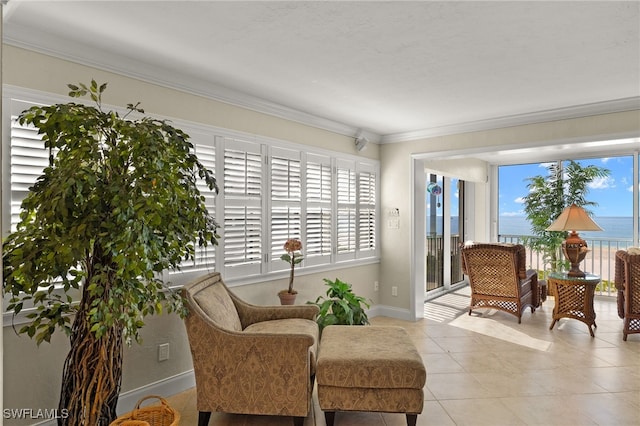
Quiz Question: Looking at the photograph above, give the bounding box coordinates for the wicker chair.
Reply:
[614,250,640,341]
[182,272,320,426]
[461,242,539,323]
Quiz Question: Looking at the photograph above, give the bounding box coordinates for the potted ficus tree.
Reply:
[2,81,218,425]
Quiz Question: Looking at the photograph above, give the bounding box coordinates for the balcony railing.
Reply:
[425,235,633,296]
[499,234,635,296]
[426,235,462,291]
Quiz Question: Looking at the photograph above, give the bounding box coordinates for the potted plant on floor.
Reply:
[278,238,304,304]
[310,278,371,331]
[2,81,218,425]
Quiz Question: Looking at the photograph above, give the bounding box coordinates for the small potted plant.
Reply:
[278,238,304,304]
[311,278,371,331]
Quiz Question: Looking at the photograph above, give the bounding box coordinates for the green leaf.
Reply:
[311,278,371,330]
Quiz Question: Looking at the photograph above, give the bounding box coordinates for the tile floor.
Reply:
[166,287,640,425]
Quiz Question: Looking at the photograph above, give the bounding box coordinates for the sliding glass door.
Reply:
[425,174,464,295]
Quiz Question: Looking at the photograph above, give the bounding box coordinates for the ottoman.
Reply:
[316,325,426,426]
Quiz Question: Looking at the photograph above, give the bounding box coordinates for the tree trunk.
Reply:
[58,293,123,425]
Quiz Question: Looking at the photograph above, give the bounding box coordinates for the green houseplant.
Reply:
[521,160,609,273]
[311,278,371,331]
[2,81,218,425]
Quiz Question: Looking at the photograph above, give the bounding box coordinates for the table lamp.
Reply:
[546,204,603,277]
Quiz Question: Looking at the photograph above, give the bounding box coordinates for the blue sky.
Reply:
[499,156,636,218]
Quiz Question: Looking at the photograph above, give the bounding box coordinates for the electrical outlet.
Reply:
[392,286,398,296]
[158,343,170,362]
[374,281,379,291]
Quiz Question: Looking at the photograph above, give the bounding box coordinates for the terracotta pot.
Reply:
[278,291,297,305]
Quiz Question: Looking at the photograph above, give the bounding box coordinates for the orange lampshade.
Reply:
[546,204,602,277]
[546,204,603,232]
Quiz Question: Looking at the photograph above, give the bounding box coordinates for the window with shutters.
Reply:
[270,148,302,271]
[4,101,50,234]
[305,153,332,266]
[175,140,217,273]
[222,138,263,278]
[358,164,377,254]
[3,91,379,289]
[336,159,357,260]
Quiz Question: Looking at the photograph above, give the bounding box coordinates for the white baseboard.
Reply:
[29,371,195,426]
[116,370,196,415]
[368,304,412,321]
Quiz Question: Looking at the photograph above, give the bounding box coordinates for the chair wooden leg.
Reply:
[324,411,336,426]
[198,411,211,426]
[293,416,305,426]
[406,413,418,426]
[623,318,630,341]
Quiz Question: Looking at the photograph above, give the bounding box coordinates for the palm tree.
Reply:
[522,160,609,273]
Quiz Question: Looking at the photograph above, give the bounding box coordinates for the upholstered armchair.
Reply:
[182,272,320,426]
[461,242,540,323]
[614,250,640,341]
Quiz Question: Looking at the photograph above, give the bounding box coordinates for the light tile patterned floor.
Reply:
[166,287,640,425]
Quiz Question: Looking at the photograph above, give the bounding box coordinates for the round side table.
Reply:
[548,272,600,337]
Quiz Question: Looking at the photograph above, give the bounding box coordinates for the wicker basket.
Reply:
[110,395,180,426]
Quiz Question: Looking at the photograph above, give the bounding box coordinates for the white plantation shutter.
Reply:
[9,108,51,232]
[305,153,332,265]
[223,139,263,277]
[271,206,301,256]
[271,152,301,200]
[176,141,217,272]
[336,159,357,260]
[358,165,377,254]
[270,148,302,270]
[223,204,262,266]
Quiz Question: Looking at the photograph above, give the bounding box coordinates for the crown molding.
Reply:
[3,35,369,141]
[382,97,640,143]
[4,33,638,146]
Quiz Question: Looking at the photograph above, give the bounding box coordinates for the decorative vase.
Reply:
[278,291,297,305]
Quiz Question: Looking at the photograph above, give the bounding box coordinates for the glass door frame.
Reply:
[410,159,475,320]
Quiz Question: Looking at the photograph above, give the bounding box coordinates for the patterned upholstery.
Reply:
[316,326,426,426]
[182,272,319,425]
[461,242,539,323]
[614,250,640,341]
[192,278,242,332]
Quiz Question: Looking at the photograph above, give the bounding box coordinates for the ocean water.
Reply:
[428,216,635,241]
[499,216,635,240]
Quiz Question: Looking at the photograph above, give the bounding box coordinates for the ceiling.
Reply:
[3,1,640,148]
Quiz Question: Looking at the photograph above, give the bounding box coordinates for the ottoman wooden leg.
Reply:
[407,413,417,426]
[198,411,211,426]
[324,411,336,426]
